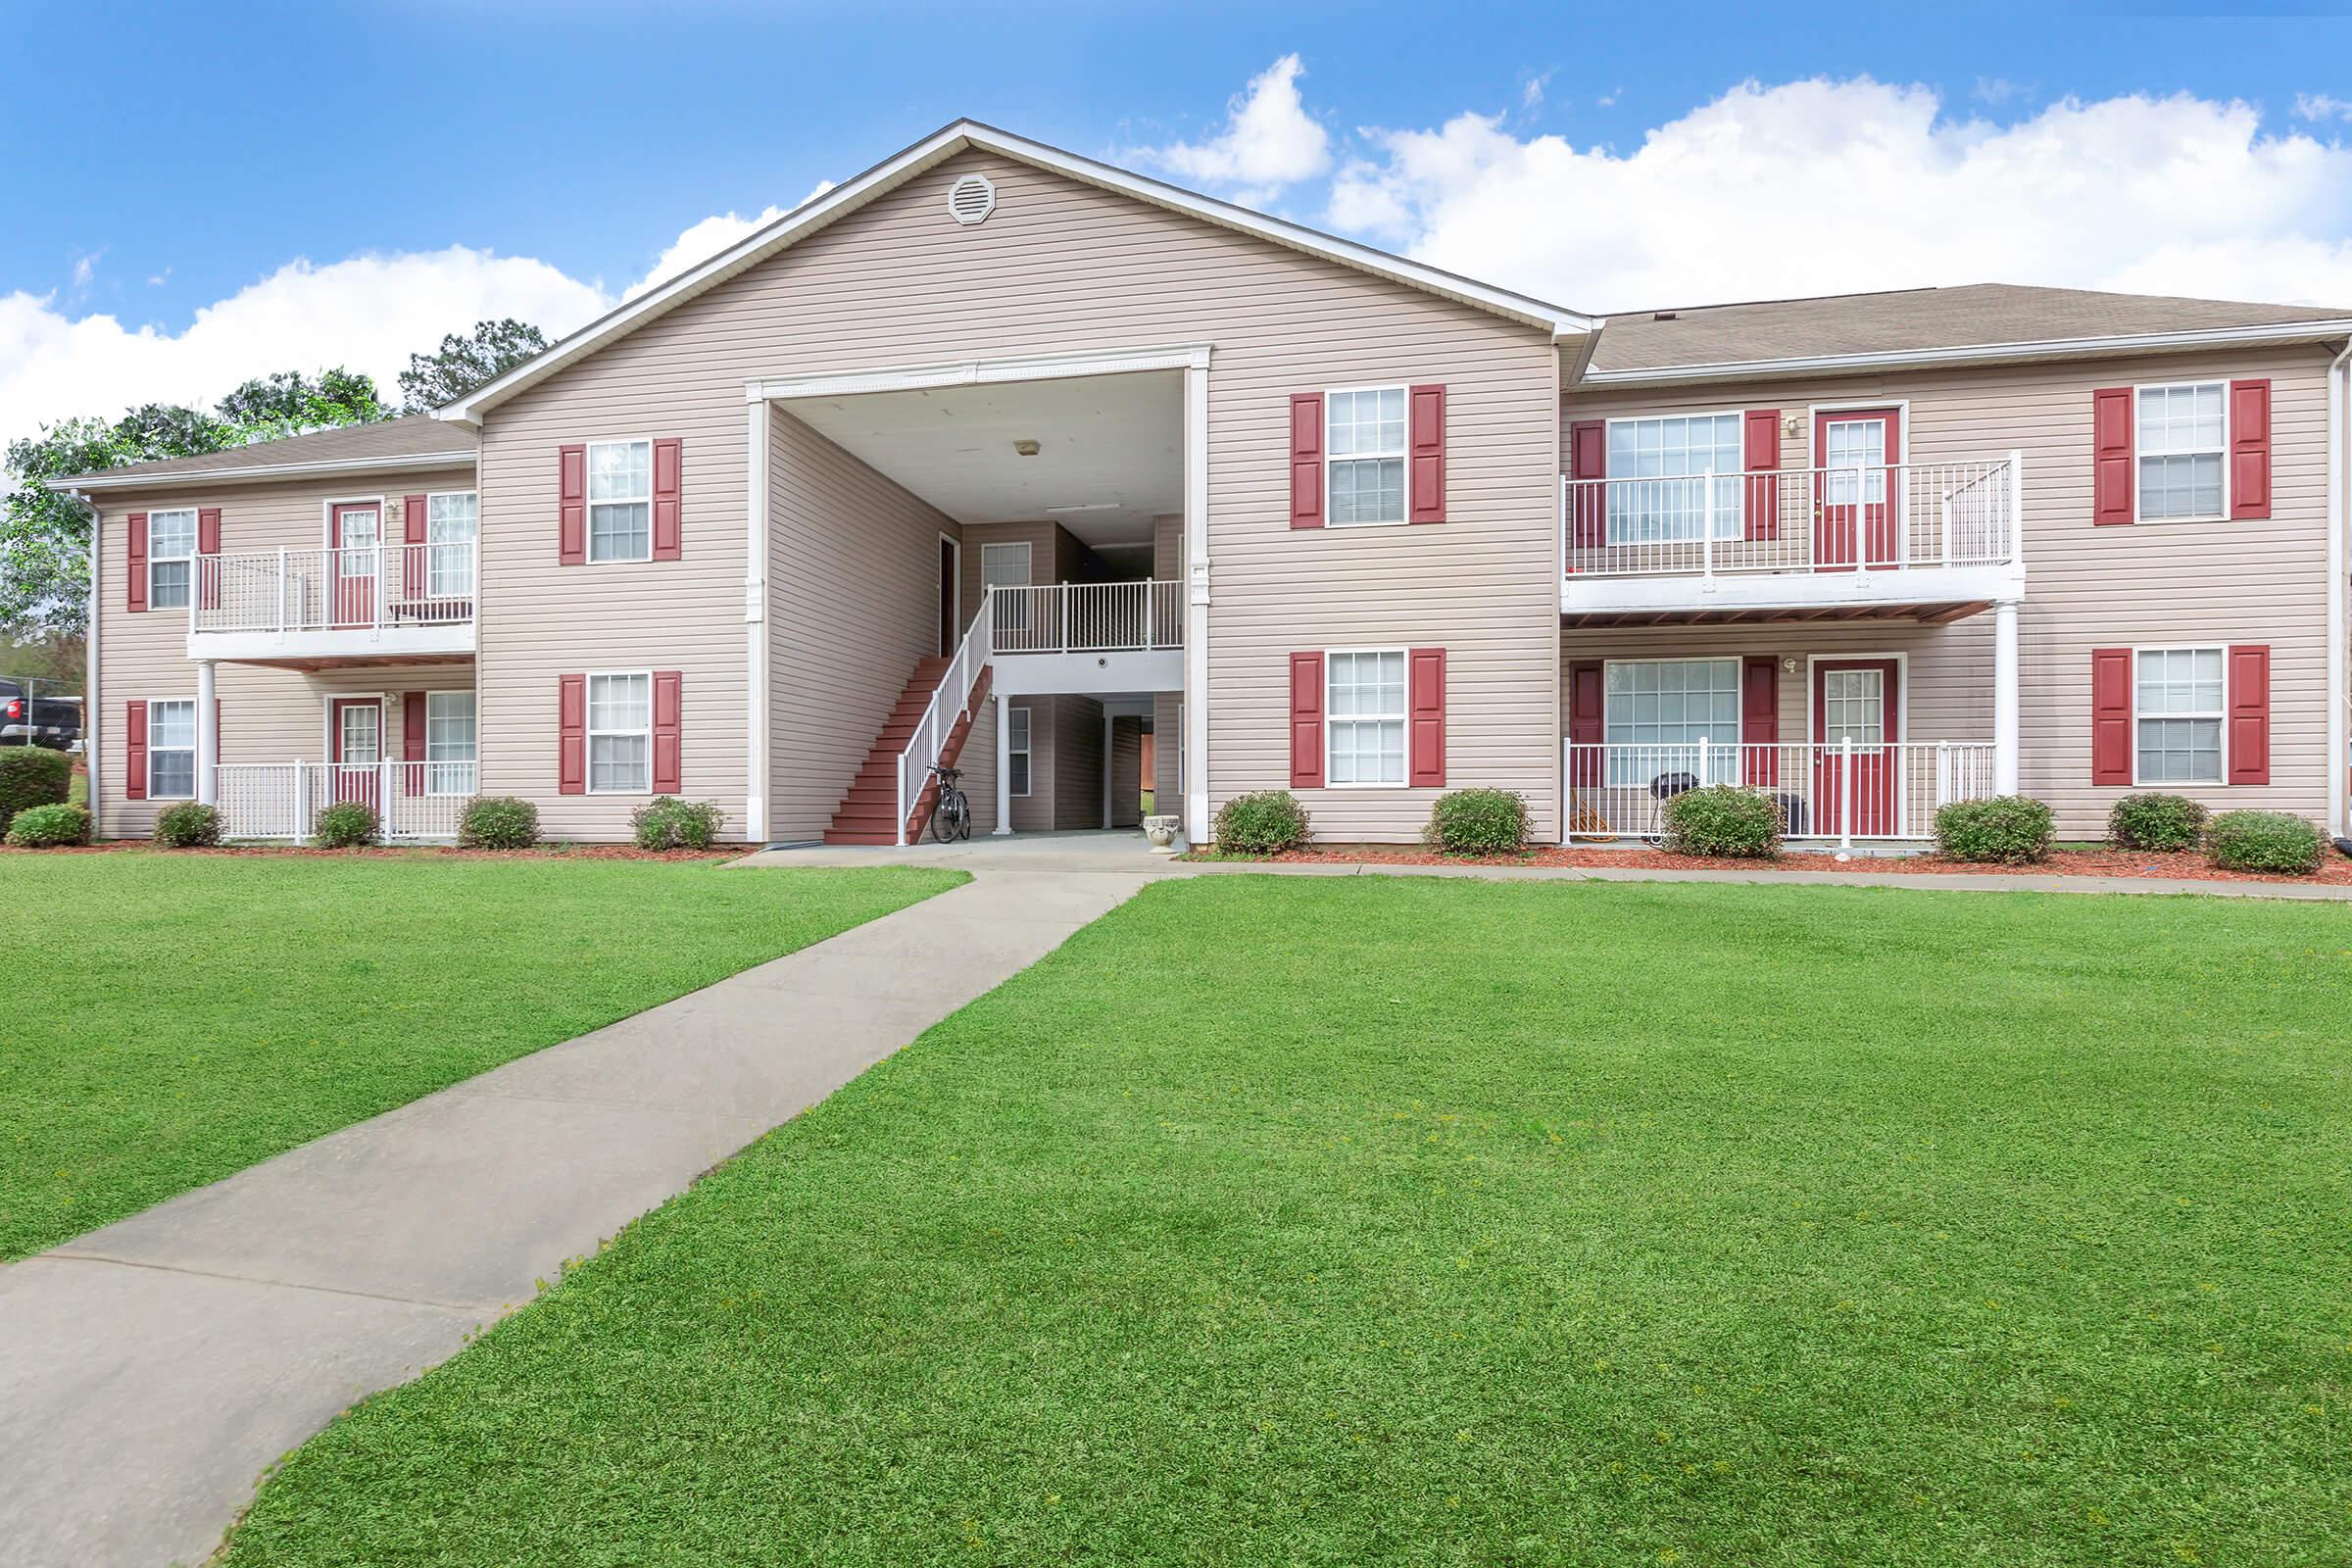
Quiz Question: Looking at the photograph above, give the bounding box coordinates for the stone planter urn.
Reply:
[1143,813,1180,854]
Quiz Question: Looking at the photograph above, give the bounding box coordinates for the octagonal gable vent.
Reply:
[947,173,996,226]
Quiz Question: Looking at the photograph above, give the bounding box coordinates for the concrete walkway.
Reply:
[0,868,1152,1568]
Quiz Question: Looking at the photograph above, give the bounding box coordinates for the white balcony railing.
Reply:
[193,544,478,635]
[991,580,1185,654]
[215,760,476,844]
[1563,457,2018,579]
[1563,740,1996,845]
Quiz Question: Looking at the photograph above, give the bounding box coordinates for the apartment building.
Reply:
[62,122,2352,849]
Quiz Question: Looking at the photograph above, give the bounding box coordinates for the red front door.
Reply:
[1812,409,1900,570]
[329,502,381,627]
[1813,660,1899,837]
[329,697,382,808]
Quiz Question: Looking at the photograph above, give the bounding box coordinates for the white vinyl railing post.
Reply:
[275,548,288,633]
[1695,734,1709,788]
[1839,735,1855,851]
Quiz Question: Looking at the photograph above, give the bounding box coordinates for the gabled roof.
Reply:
[1585,283,2352,383]
[435,121,1596,424]
[52,416,475,492]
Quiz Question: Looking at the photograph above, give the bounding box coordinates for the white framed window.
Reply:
[587,671,652,793]
[586,440,653,563]
[1602,658,1741,785]
[147,509,197,609]
[148,698,197,799]
[1326,387,1407,526]
[984,541,1033,632]
[2135,647,2225,784]
[1605,415,1742,544]
[1007,705,1032,797]
[1327,649,1406,786]
[426,492,477,597]
[2136,383,2227,522]
[425,691,477,796]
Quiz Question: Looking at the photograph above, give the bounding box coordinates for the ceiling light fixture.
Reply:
[1012,439,1041,457]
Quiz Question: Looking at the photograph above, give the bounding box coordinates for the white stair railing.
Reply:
[895,598,995,845]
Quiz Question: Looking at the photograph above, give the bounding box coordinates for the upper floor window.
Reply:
[1326,388,1406,525]
[427,493,477,596]
[984,541,1033,633]
[2135,647,2224,783]
[1606,415,1741,543]
[587,671,652,793]
[148,509,197,609]
[2136,383,2226,521]
[1327,649,1406,785]
[587,440,652,563]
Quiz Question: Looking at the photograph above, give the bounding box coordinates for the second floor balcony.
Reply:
[190,544,478,663]
[1562,454,2024,622]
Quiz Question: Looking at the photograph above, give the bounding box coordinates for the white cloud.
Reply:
[1522,72,1551,112]
[1326,77,2352,311]
[621,180,837,302]
[69,253,98,290]
[1136,54,1330,202]
[2294,92,2352,122]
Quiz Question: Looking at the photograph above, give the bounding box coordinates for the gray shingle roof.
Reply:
[1588,283,2352,375]
[58,415,475,488]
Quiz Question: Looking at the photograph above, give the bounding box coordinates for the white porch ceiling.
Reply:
[780,369,1182,556]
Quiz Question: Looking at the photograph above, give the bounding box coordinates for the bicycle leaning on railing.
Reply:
[928,763,971,844]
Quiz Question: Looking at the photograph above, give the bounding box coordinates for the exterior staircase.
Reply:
[822,656,992,846]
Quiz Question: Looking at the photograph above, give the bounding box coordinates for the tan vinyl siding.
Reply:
[472,149,1560,846]
[1108,715,1144,827]
[766,408,960,842]
[89,469,475,839]
[1006,698,1052,832]
[1561,343,2340,833]
[1052,695,1105,830]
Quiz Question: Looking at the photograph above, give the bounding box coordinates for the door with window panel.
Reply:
[329,503,381,627]
[1811,660,1899,835]
[1813,409,1900,569]
[329,697,382,808]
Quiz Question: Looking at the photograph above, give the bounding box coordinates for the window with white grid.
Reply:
[425,691,477,795]
[1602,659,1740,785]
[2136,383,2226,521]
[1326,388,1406,525]
[1605,416,1742,543]
[1007,705,1032,797]
[148,698,196,799]
[148,509,196,609]
[2135,648,2224,783]
[1326,650,1406,785]
[587,672,651,793]
[426,493,477,597]
[587,441,652,562]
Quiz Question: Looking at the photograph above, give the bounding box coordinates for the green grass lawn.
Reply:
[219,876,2350,1566]
[0,855,963,1259]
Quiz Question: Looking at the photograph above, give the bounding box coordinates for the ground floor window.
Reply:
[425,691,477,795]
[1327,649,1406,786]
[1007,705,1032,796]
[1602,658,1740,783]
[148,698,196,798]
[2135,647,2224,783]
[588,672,651,793]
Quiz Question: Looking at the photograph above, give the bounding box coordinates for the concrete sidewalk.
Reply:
[0,869,1151,1568]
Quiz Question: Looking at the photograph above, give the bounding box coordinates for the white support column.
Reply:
[992,692,1012,835]
[1102,711,1115,829]
[1182,351,1211,845]
[1993,598,2021,797]
[743,395,771,844]
[195,660,218,806]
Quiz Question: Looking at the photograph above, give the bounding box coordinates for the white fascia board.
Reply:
[747,343,1213,403]
[443,120,1592,425]
[52,449,476,493]
[1580,318,2352,388]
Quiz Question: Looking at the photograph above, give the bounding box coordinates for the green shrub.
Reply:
[312,801,379,850]
[2108,792,2208,852]
[1423,789,1531,855]
[459,796,540,850]
[1660,784,1783,858]
[1934,795,2055,864]
[1212,791,1311,856]
[2205,810,2325,875]
[631,798,725,851]
[0,746,72,836]
[6,802,90,848]
[152,802,222,848]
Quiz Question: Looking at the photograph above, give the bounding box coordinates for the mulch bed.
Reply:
[0,842,739,861]
[1193,844,2352,887]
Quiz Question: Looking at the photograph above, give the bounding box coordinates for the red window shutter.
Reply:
[1289,394,1325,528]
[404,691,427,797]
[2090,648,2133,784]
[1408,648,1446,786]
[1288,651,1325,787]
[652,669,683,794]
[1740,656,1780,786]
[2229,379,2271,519]
[1407,384,1446,523]
[652,438,683,560]
[124,700,149,800]
[1567,659,1603,787]
[403,493,428,599]
[2092,388,2134,526]
[1568,420,1606,551]
[558,444,587,564]
[125,513,149,612]
[558,674,586,794]
[1742,410,1781,541]
[2228,644,2270,784]
[196,508,222,610]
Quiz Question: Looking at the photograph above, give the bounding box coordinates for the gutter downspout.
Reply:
[2328,342,2349,842]
[74,489,99,836]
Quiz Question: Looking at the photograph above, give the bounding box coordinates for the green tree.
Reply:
[398,318,549,413]
[217,368,390,434]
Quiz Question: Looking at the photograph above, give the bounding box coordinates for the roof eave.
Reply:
[1579,318,2352,388]
[49,447,477,494]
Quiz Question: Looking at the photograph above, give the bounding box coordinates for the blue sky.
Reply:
[6,1,2352,442]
